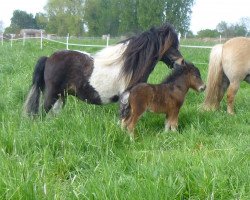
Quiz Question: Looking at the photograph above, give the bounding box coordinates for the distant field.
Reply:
[0,39,249,199]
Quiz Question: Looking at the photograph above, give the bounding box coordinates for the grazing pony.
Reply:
[23,23,184,116]
[203,37,250,114]
[120,62,206,139]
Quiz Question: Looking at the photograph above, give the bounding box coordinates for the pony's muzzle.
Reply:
[198,84,206,92]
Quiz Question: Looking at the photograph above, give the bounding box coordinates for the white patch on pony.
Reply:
[89,43,131,104]
[52,98,63,114]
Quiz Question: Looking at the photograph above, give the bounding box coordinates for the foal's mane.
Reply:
[162,66,187,84]
[120,22,179,86]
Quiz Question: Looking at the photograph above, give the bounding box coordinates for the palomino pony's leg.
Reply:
[217,74,230,106]
[244,75,250,83]
[226,81,240,114]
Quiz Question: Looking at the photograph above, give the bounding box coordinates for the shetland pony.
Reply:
[23,23,184,116]
[120,62,206,139]
[203,37,250,114]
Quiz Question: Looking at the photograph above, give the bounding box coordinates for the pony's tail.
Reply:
[23,56,48,116]
[119,91,131,120]
[203,44,224,110]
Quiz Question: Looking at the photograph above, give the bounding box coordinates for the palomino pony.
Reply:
[23,23,184,116]
[203,37,250,114]
[120,62,206,139]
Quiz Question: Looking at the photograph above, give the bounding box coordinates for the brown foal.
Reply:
[120,62,206,139]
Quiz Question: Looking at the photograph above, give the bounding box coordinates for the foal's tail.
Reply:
[203,44,224,110]
[119,91,131,119]
[23,56,48,116]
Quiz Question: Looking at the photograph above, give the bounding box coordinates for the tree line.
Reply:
[197,18,250,38]
[2,0,249,38]
[3,0,194,36]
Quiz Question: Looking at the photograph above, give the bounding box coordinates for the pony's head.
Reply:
[120,22,183,88]
[156,23,183,67]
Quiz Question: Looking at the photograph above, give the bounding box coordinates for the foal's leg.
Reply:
[226,81,240,114]
[165,109,179,132]
[126,107,145,139]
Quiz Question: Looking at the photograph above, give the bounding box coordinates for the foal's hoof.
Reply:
[164,127,177,132]
[227,110,235,115]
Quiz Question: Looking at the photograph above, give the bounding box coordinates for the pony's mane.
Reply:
[162,66,186,84]
[120,22,179,86]
[93,43,127,66]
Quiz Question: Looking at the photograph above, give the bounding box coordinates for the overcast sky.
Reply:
[1,0,250,34]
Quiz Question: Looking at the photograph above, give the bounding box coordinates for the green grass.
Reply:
[0,39,249,199]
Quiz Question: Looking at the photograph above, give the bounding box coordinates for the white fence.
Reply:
[0,32,214,49]
[0,32,110,50]
[0,32,214,65]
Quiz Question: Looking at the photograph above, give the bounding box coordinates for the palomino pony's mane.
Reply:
[120,22,179,86]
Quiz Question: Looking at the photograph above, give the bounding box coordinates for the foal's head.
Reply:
[181,62,206,92]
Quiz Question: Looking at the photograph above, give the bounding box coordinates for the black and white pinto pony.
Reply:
[24,23,184,116]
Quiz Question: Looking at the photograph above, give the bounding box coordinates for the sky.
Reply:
[0,0,250,34]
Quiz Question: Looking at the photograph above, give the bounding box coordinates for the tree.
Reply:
[239,17,250,35]
[84,0,195,36]
[84,0,120,36]
[137,0,165,30]
[45,0,85,36]
[164,0,194,34]
[7,10,37,33]
[216,20,248,37]
[216,21,229,37]
[118,0,139,35]
[197,29,220,38]
[35,12,48,30]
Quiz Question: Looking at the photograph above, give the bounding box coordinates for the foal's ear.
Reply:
[173,62,183,70]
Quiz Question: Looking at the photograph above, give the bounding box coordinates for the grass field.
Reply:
[0,39,249,199]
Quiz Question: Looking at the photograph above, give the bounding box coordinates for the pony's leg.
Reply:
[226,81,240,114]
[52,95,65,115]
[44,88,60,113]
[244,75,250,83]
[76,85,102,105]
[217,74,230,106]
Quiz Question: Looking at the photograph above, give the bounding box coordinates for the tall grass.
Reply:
[0,39,249,199]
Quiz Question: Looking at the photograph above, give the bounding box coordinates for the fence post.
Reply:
[178,32,181,42]
[40,30,43,50]
[1,33,3,46]
[106,34,110,46]
[66,33,69,50]
[23,33,26,46]
[219,35,222,43]
[11,34,13,48]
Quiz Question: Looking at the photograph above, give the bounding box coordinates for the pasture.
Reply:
[0,39,249,199]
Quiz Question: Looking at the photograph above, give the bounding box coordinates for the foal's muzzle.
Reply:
[198,84,206,92]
